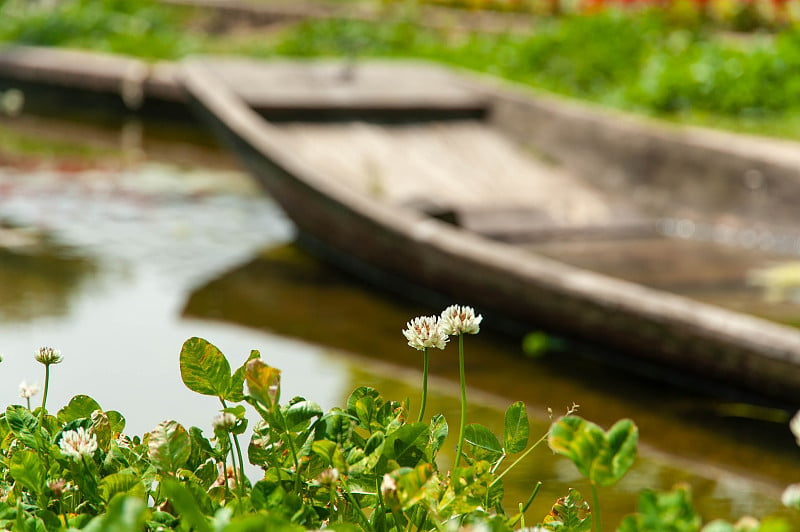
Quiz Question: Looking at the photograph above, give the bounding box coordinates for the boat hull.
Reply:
[181,59,800,404]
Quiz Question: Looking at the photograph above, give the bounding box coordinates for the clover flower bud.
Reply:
[440,305,482,336]
[35,347,63,366]
[380,473,397,498]
[317,468,339,486]
[402,316,448,351]
[212,412,238,432]
[47,479,67,498]
[790,410,800,446]
[782,483,800,510]
[59,427,97,460]
[18,381,39,399]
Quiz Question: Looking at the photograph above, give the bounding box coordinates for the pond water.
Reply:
[0,112,798,528]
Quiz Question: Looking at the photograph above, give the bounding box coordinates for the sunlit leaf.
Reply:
[188,427,214,471]
[283,401,323,433]
[6,406,41,449]
[618,485,701,532]
[315,409,356,442]
[194,458,219,489]
[57,395,101,424]
[354,396,377,430]
[245,359,281,410]
[594,419,638,487]
[180,337,232,398]
[503,401,529,455]
[464,423,503,463]
[98,471,145,503]
[549,415,638,487]
[148,420,191,474]
[160,477,212,532]
[752,517,792,532]
[9,450,45,497]
[220,513,304,532]
[312,440,348,473]
[81,494,147,532]
[347,387,380,417]
[106,411,126,434]
[90,410,112,452]
[543,488,591,531]
[383,423,429,467]
[429,414,448,453]
[228,349,261,402]
[394,463,435,510]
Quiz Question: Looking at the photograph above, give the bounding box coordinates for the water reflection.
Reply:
[0,246,95,321]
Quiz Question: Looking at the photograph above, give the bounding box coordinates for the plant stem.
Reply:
[507,481,542,527]
[591,483,602,532]
[220,399,247,496]
[415,508,428,531]
[39,364,51,426]
[343,486,373,531]
[226,434,240,494]
[275,407,302,492]
[454,334,467,468]
[492,432,548,485]
[329,483,338,523]
[417,348,429,423]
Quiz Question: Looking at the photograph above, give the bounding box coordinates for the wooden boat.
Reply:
[180,57,800,404]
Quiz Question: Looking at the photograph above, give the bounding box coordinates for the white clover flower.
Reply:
[790,410,800,446]
[59,427,97,460]
[440,305,483,336]
[317,468,339,486]
[782,483,800,510]
[35,346,63,365]
[380,473,397,498]
[402,315,448,351]
[212,412,237,432]
[18,381,39,399]
[115,434,132,449]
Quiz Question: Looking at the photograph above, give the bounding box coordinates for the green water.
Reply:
[0,113,798,529]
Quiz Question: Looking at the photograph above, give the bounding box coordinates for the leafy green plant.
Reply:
[0,0,197,59]
[548,415,638,532]
[0,306,793,530]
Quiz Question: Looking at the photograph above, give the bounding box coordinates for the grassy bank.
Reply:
[262,12,800,138]
[2,0,800,138]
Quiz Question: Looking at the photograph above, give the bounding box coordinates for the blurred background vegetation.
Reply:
[2,0,800,138]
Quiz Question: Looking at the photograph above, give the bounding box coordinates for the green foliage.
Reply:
[147,420,191,474]
[549,415,638,487]
[180,337,235,398]
[618,485,702,532]
[270,12,800,135]
[0,334,790,530]
[0,0,197,59]
[542,488,592,531]
[503,401,529,454]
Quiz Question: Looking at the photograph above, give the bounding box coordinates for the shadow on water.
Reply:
[184,242,800,525]
[0,246,95,322]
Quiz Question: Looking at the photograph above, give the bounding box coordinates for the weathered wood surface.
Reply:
[191,58,489,118]
[274,121,621,225]
[181,57,800,403]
